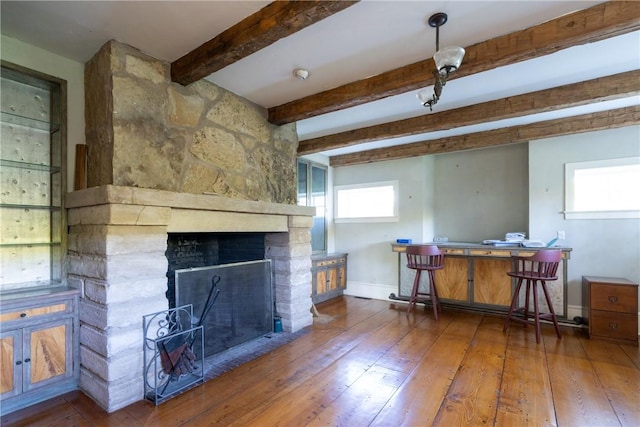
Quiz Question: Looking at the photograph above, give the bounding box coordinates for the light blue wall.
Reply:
[529,125,640,308]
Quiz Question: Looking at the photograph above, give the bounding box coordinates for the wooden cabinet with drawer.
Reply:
[311,253,347,304]
[0,286,80,415]
[582,276,638,345]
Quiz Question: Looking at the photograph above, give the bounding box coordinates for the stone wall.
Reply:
[84,40,298,204]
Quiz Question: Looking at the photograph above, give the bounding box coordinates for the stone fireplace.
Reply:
[66,185,314,411]
[69,38,316,412]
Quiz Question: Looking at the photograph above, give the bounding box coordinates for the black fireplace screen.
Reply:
[165,232,266,308]
[175,260,273,358]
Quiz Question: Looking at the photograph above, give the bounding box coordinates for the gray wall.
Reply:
[529,125,640,310]
[332,145,527,299]
[333,126,639,313]
[333,156,434,299]
[434,143,529,242]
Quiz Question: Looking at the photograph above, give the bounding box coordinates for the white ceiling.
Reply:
[2,1,638,157]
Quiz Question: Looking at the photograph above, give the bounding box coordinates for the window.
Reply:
[297,159,327,253]
[334,181,398,223]
[564,157,640,219]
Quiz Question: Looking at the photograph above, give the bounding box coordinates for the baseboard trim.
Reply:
[567,304,582,321]
[344,281,396,301]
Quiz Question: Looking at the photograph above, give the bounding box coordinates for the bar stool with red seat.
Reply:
[405,245,444,319]
[503,249,563,343]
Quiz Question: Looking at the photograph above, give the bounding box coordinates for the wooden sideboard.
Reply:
[311,253,347,304]
[0,286,80,415]
[391,243,572,317]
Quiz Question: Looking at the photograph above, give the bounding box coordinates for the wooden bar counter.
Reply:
[391,242,572,317]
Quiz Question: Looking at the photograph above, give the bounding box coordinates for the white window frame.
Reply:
[564,156,640,220]
[334,180,399,223]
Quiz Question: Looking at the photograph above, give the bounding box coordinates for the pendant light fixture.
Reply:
[417,13,465,111]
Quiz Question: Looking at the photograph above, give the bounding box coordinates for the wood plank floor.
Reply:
[3,296,639,426]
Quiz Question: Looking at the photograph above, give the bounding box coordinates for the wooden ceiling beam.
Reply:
[329,105,640,167]
[297,69,640,155]
[270,1,640,125]
[171,1,359,86]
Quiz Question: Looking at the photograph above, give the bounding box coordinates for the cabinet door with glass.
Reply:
[0,63,66,291]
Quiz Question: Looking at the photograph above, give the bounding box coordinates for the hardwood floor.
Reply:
[3,296,639,426]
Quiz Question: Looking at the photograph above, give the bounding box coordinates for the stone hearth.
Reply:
[66,185,314,412]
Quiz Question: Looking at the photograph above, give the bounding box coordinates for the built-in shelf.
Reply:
[0,159,61,173]
[0,204,61,211]
[0,111,60,133]
[0,242,61,248]
[0,63,66,295]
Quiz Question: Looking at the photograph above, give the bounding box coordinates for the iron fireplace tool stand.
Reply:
[159,275,221,387]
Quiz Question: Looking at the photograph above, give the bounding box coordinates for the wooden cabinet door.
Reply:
[316,269,328,294]
[337,265,346,289]
[327,267,338,291]
[23,318,72,392]
[473,258,512,306]
[435,257,468,301]
[0,330,21,400]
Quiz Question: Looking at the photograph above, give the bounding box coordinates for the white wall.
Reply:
[333,156,434,299]
[1,35,85,193]
[434,143,529,242]
[529,125,640,309]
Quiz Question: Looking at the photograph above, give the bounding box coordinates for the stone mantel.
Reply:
[68,185,315,233]
[67,185,314,217]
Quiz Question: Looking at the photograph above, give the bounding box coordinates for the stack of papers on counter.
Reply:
[482,240,516,246]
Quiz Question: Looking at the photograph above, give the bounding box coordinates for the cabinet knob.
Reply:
[609,322,618,330]
[608,296,618,304]
[15,361,22,366]
[24,358,31,363]
[20,313,27,318]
